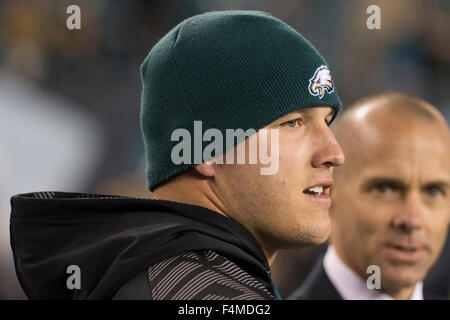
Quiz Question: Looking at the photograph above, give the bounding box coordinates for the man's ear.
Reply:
[194,160,215,177]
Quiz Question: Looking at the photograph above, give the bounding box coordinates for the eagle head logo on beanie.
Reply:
[308,65,335,99]
[140,10,342,191]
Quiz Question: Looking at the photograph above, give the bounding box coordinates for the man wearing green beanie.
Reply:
[10,10,344,300]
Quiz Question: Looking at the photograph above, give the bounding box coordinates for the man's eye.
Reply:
[426,186,444,197]
[282,119,300,128]
[374,183,393,194]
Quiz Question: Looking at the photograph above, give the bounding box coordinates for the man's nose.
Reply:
[311,126,345,169]
[391,192,424,232]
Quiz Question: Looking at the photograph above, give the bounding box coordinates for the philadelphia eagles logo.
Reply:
[308,65,334,99]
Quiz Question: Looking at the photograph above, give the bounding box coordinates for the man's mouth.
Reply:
[384,243,428,262]
[303,181,332,196]
[302,181,333,205]
[304,185,326,196]
[388,244,418,252]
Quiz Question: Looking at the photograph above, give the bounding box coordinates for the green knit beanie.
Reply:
[140,10,342,191]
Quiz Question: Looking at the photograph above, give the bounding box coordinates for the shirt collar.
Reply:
[323,245,424,300]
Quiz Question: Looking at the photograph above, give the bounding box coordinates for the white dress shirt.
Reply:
[323,245,424,300]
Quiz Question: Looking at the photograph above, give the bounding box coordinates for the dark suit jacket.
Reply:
[288,256,447,300]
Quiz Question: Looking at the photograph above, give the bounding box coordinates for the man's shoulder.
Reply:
[288,257,341,300]
[147,250,275,300]
[113,250,275,300]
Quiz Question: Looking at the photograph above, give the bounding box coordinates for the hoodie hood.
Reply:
[10,191,272,299]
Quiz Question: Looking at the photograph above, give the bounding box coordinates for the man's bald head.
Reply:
[329,91,450,299]
[341,91,441,123]
[333,91,450,177]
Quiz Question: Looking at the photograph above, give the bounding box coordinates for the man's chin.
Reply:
[310,216,332,244]
[272,213,331,248]
[312,230,331,245]
[380,265,427,290]
[293,226,331,247]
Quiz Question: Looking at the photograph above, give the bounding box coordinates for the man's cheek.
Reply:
[351,203,383,246]
[355,194,390,227]
[427,218,448,258]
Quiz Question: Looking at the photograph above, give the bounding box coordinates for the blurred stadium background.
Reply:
[0,0,449,299]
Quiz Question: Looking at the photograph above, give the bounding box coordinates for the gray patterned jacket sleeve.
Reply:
[147,250,275,300]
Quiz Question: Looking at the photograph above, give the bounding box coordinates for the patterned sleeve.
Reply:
[147,250,275,300]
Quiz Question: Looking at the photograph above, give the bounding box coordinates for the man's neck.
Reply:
[332,244,418,300]
[382,283,415,300]
[152,181,277,266]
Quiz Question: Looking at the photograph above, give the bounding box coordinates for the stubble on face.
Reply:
[212,107,344,258]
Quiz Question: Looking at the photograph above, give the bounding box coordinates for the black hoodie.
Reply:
[10,191,279,300]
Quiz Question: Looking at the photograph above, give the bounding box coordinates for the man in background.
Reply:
[290,92,450,300]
